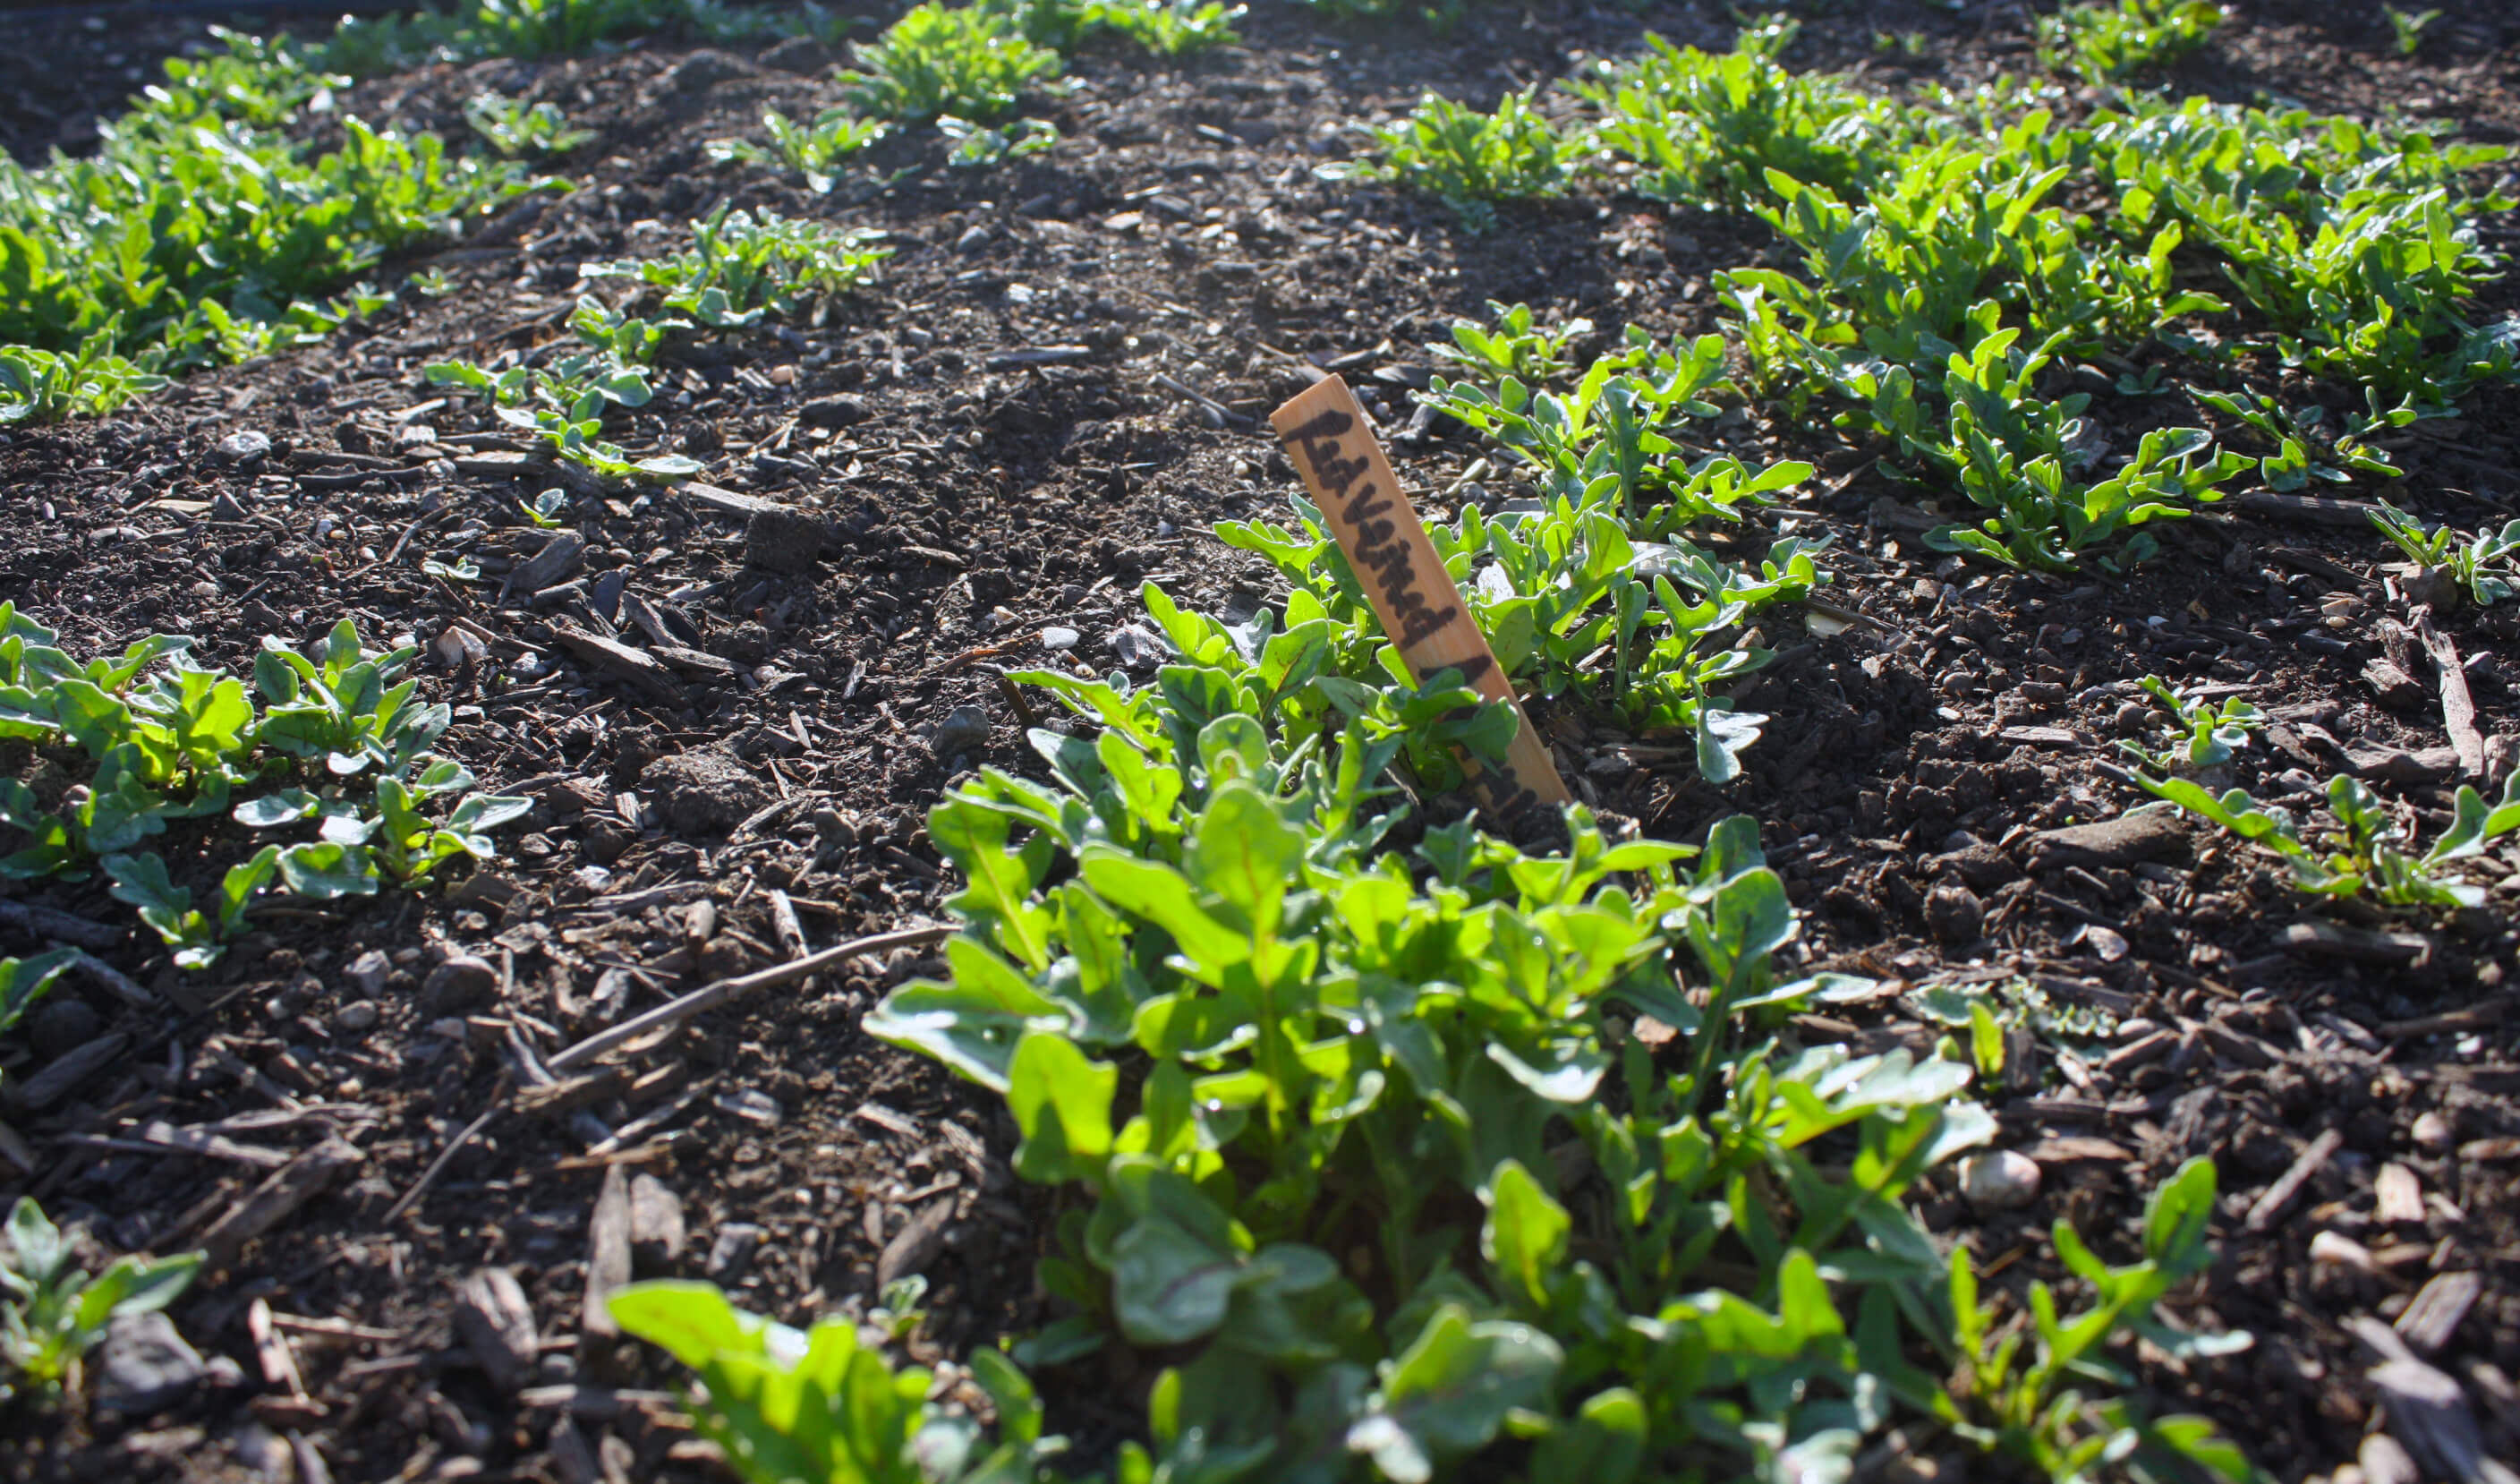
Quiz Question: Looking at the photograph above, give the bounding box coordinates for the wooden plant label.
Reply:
[1271,374,1571,827]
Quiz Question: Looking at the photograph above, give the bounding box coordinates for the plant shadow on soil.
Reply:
[3,1,2520,1480]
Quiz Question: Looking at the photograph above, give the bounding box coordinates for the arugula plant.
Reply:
[2087,96,2514,398]
[708,108,889,195]
[0,608,529,959]
[2136,771,2520,910]
[843,4,1062,124]
[105,848,278,970]
[0,322,168,425]
[2035,0,2223,86]
[1328,89,1576,233]
[609,1283,1066,1484]
[2387,7,2439,55]
[941,115,1062,168]
[2368,501,2520,608]
[1432,300,1594,387]
[2115,676,2263,772]
[234,759,531,896]
[2194,388,2406,490]
[579,204,890,327]
[252,619,447,780]
[1577,32,1921,209]
[0,952,79,1093]
[320,0,855,73]
[984,0,1243,55]
[1938,1160,2253,1483]
[0,28,541,396]
[2,1198,200,1406]
[616,547,2252,1481]
[436,208,881,481]
[464,92,594,157]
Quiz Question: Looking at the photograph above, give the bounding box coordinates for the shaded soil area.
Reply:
[3,2,2520,1480]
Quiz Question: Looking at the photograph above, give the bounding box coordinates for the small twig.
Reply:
[1152,372,1253,427]
[382,1078,511,1227]
[2245,1128,2345,1232]
[2233,490,2383,527]
[548,925,956,1073]
[69,951,156,1008]
[2412,606,2486,779]
[766,890,808,960]
[0,901,122,951]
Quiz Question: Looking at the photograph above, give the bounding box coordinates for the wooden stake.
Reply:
[1270,376,1571,826]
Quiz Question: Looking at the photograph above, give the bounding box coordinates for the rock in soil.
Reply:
[27,996,101,1058]
[642,747,772,833]
[343,948,392,997]
[453,1267,540,1394]
[744,506,825,574]
[422,953,499,1014]
[1924,881,1985,943]
[1961,1150,2041,1211]
[212,430,270,466]
[931,704,992,762]
[94,1311,208,1415]
[798,393,868,427]
[2025,808,2189,871]
[705,1223,764,1283]
[629,1174,686,1272]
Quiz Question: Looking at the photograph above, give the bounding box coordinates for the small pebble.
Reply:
[1961,1150,2041,1211]
[332,1002,379,1034]
[1041,626,1080,652]
[930,704,991,761]
[2411,1111,2454,1152]
[2310,1230,2379,1274]
[213,430,271,465]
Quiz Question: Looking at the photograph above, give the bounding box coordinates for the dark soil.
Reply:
[4,2,2519,1480]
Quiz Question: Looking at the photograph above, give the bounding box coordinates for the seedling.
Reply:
[520,488,572,529]
[1330,88,1576,233]
[842,4,1061,124]
[1578,33,1918,208]
[2035,0,2223,85]
[1940,1160,2253,1482]
[608,1282,1065,1484]
[0,29,541,398]
[0,953,79,1094]
[1431,300,1593,386]
[2136,771,2520,910]
[0,323,168,425]
[580,204,890,326]
[2,1198,200,1405]
[2193,388,2404,490]
[105,848,278,969]
[987,0,1242,55]
[2387,7,2439,55]
[464,91,594,157]
[2369,501,2520,609]
[2116,675,2264,772]
[707,107,887,194]
[0,607,530,959]
[940,115,1061,167]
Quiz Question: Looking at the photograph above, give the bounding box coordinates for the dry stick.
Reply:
[2245,1128,2345,1232]
[0,900,123,951]
[2413,608,2487,779]
[70,951,156,1008]
[547,924,957,1074]
[380,1074,512,1228]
